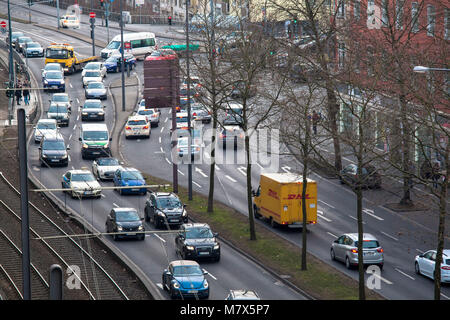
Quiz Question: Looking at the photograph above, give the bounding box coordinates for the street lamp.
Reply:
[413,66,450,73]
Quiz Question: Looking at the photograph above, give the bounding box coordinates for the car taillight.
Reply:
[152,114,157,118]
[219,133,225,138]
[208,111,211,115]
[177,148,181,152]
[441,266,450,270]
[125,126,131,130]
[377,248,384,253]
[143,125,149,129]
[193,113,197,116]
[351,249,358,253]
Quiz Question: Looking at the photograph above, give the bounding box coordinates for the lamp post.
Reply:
[7,0,14,126]
[186,0,192,200]
[120,0,125,112]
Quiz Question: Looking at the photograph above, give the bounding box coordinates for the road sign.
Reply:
[0,21,6,28]
[124,42,131,49]
[89,12,96,18]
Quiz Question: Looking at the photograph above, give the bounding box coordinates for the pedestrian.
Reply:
[22,82,30,106]
[432,161,441,189]
[312,110,319,135]
[285,20,291,38]
[14,81,22,106]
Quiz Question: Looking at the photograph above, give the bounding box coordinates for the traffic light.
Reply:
[168,16,172,25]
[100,0,104,8]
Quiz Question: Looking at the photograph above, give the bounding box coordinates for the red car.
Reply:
[144,49,177,61]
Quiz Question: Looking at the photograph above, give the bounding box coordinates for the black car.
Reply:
[340,164,381,189]
[81,99,105,121]
[105,207,145,241]
[144,192,188,229]
[39,133,69,167]
[175,223,220,262]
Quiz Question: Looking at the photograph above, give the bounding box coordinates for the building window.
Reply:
[411,2,419,33]
[396,0,404,30]
[381,0,388,27]
[337,0,345,18]
[367,47,374,77]
[427,5,435,36]
[367,0,375,24]
[354,0,360,20]
[338,42,346,68]
[445,8,449,40]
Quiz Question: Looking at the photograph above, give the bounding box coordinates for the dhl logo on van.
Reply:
[284,194,315,200]
[267,189,279,199]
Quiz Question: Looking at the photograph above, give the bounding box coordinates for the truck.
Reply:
[45,43,99,74]
[252,173,317,228]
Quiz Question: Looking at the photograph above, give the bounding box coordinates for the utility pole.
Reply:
[120,0,125,112]
[7,0,14,126]
[186,0,192,200]
[56,0,60,29]
[105,0,110,43]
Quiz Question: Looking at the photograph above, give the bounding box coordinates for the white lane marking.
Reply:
[381,231,399,241]
[203,151,210,159]
[347,215,366,224]
[71,166,75,170]
[159,136,161,144]
[441,293,450,300]
[178,169,185,176]
[363,208,384,221]
[160,126,165,133]
[237,166,247,176]
[113,203,119,207]
[156,283,163,290]
[165,157,171,164]
[327,232,338,238]
[164,117,168,123]
[394,268,415,281]
[100,194,105,198]
[69,83,73,88]
[416,249,424,253]
[371,273,393,285]
[281,166,291,173]
[317,210,332,222]
[215,164,221,171]
[160,146,163,152]
[76,98,80,104]
[76,115,79,121]
[203,269,217,280]
[319,200,335,209]
[73,124,77,130]
[193,181,202,188]
[68,155,71,162]
[154,233,166,243]
[217,174,232,206]
[195,167,208,178]
[256,162,263,170]
[225,175,237,183]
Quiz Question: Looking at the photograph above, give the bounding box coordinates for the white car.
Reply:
[34,119,58,143]
[415,249,450,283]
[82,62,107,78]
[92,157,123,180]
[61,169,102,199]
[59,15,80,29]
[125,115,150,139]
[50,93,72,109]
[175,112,189,130]
[137,106,160,127]
[42,63,63,80]
[82,70,103,88]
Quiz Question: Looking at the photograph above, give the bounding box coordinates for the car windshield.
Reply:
[83,131,108,141]
[116,211,140,222]
[106,41,121,49]
[27,43,40,48]
[138,109,154,115]
[83,101,102,109]
[97,158,119,166]
[354,240,380,249]
[105,56,119,63]
[172,265,203,276]
[47,72,63,79]
[19,37,32,43]
[121,171,143,180]
[128,119,147,126]
[185,227,213,239]
[176,116,188,123]
[46,48,68,59]
[67,16,78,21]
[87,82,104,89]
[48,105,68,113]
[157,196,182,209]
[85,64,99,70]
[52,95,68,102]
[85,71,100,77]
[37,122,57,130]
[71,173,95,182]
[43,140,65,150]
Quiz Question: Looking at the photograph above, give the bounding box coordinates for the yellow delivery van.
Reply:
[252,173,317,228]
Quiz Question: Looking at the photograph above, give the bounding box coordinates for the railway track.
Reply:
[0,171,129,300]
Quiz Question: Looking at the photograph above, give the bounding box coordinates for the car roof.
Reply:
[346,233,378,242]
[112,207,138,212]
[38,118,57,123]
[128,115,148,121]
[230,290,260,299]
[42,132,64,141]
[84,99,102,103]
[170,260,199,267]
[182,223,210,229]
[81,123,108,130]
[67,169,92,175]
[87,81,104,86]
[177,112,188,117]
[154,192,177,198]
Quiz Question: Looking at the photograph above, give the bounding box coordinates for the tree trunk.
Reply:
[356,183,365,300]
[399,93,413,205]
[326,87,343,172]
[207,111,218,213]
[245,133,256,240]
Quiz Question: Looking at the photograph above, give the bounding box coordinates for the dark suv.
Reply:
[175,223,220,262]
[144,192,188,229]
[39,133,69,167]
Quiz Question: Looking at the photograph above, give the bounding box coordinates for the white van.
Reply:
[79,123,111,159]
[101,32,157,60]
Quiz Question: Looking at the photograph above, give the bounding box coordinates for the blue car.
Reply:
[104,53,136,73]
[162,260,209,299]
[43,71,65,92]
[113,167,147,195]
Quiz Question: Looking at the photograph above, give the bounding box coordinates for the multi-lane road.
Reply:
[3,0,450,300]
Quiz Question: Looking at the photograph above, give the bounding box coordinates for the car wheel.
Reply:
[139,234,145,241]
[253,205,262,219]
[339,177,344,184]
[215,255,221,262]
[330,248,336,261]
[71,190,77,199]
[269,217,278,228]
[170,288,177,299]
[144,208,149,222]
[345,256,352,269]
[415,262,421,275]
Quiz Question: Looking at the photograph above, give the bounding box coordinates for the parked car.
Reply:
[124,115,150,139]
[92,157,123,180]
[113,167,147,195]
[61,169,102,199]
[330,233,384,270]
[162,260,209,299]
[175,223,220,261]
[34,118,58,143]
[144,192,188,229]
[225,290,260,300]
[24,42,44,57]
[59,14,80,28]
[340,164,381,189]
[15,36,33,54]
[137,106,160,127]
[42,63,63,79]
[82,62,107,78]
[43,71,65,92]
[39,133,69,167]
[85,81,107,100]
[47,103,70,127]
[104,53,136,73]
[105,207,145,241]
[81,99,105,121]
[82,70,102,88]
[415,249,450,283]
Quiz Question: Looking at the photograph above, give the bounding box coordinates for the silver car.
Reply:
[191,103,211,124]
[415,249,450,283]
[330,233,384,270]
[50,93,72,109]
[85,81,107,100]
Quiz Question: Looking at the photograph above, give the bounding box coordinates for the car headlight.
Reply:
[98,111,104,115]
[62,153,68,159]
[42,154,48,158]
[82,112,88,115]
[138,225,144,231]
[60,80,65,84]
[182,210,187,216]
[186,246,195,251]
[203,279,209,288]
[44,80,48,84]
[213,244,220,250]
[82,143,89,149]
[117,226,123,231]
[157,211,165,217]
[172,281,180,289]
